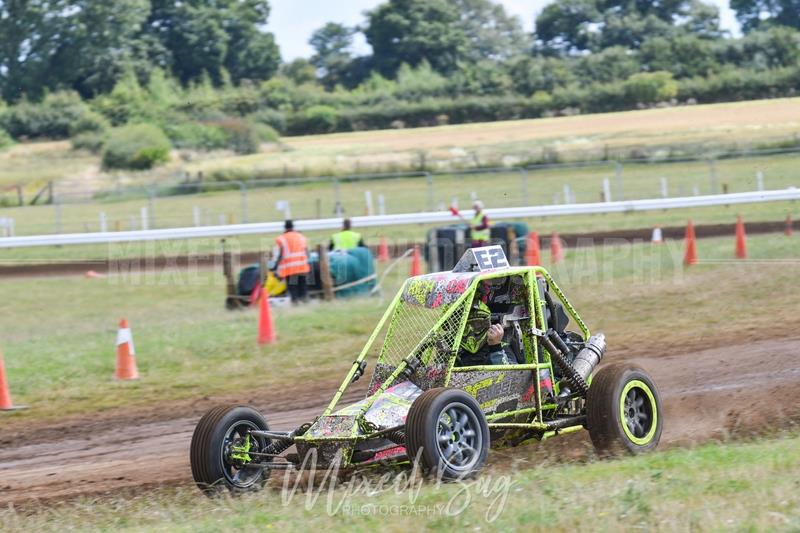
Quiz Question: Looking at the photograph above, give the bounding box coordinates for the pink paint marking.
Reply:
[365,446,407,464]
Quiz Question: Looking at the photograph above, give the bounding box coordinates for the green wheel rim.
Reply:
[619,379,658,445]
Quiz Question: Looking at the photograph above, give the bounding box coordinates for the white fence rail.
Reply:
[1,188,797,249]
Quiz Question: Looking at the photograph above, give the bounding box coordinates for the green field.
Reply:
[3,431,798,531]
[2,233,798,423]
[2,149,799,237]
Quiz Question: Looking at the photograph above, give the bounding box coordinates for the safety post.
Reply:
[317,244,335,301]
[222,239,240,309]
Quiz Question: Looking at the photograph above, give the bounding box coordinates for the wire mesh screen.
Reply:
[366,276,474,393]
[378,303,443,366]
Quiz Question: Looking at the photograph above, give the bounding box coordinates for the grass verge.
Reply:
[2,431,799,531]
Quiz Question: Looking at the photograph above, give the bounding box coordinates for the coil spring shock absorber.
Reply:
[263,438,293,456]
[261,423,311,455]
[386,428,406,445]
[541,330,606,396]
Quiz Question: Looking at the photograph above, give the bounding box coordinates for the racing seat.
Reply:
[536,278,569,334]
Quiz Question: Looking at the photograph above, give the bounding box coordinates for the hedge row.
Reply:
[3,66,800,145]
[284,66,799,135]
[0,92,108,139]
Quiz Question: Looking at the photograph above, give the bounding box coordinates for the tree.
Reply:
[282,58,317,85]
[507,55,577,94]
[534,0,599,53]
[451,0,530,60]
[310,22,356,88]
[574,46,640,84]
[730,0,800,32]
[144,0,279,85]
[0,1,154,100]
[595,12,676,50]
[724,25,800,69]
[310,23,355,67]
[0,0,69,101]
[682,0,724,38]
[535,0,722,53]
[364,0,468,76]
[598,0,689,21]
[640,35,717,78]
[220,0,280,83]
[450,59,514,95]
[49,0,153,97]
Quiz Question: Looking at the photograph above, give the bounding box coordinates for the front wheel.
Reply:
[587,364,662,456]
[190,405,271,495]
[405,388,490,480]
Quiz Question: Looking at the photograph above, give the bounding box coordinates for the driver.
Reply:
[456,299,514,367]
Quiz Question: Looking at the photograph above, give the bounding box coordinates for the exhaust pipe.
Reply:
[571,333,606,384]
[544,331,606,399]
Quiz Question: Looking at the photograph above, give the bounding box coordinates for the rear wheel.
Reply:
[587,364,662,456]
[405,388,490,480]
[190,405,271,495]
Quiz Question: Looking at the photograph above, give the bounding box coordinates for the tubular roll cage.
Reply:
[294,266,590,445]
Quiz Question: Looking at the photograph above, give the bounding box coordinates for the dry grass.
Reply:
[0,141,98,194]
[188,98,800,177]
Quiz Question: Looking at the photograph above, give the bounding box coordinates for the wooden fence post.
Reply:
[222,239,239,309]
[317,244,335,301]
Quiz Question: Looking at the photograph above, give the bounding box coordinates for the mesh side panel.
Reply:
[367,300,468,394]
[378,300,464,368]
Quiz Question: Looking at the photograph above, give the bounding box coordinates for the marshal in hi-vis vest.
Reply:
[276,231,311,278]
[471,212,490,242]
[331,230,362,250]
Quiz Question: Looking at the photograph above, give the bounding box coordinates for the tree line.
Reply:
[1,0,799,169]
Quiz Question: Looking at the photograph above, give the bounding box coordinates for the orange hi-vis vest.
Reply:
[276,231,311,278]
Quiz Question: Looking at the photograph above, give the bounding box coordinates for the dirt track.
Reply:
[1,337,799,506]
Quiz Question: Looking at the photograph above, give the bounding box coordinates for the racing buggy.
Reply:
[190,246,662,494]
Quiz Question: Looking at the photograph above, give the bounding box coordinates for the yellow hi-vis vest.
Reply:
[331,230,362,250]
[471,212,490,241]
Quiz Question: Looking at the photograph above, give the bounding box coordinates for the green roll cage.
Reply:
[294,265,590,447]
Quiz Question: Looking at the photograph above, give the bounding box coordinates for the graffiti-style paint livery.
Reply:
[191,246,664,493]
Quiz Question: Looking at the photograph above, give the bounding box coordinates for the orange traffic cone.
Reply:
[550,232,564,264]
[250,281,262,306]
[115,319,139,380]
[257,290,276,345]
[651,225,663,244]
[735,216,747,259]
[0,349,25,411]
[786,214,793,237]
[683,221,697,266]
[378,236,390,262]
[410,245,423,277]
[526,232,541,266]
